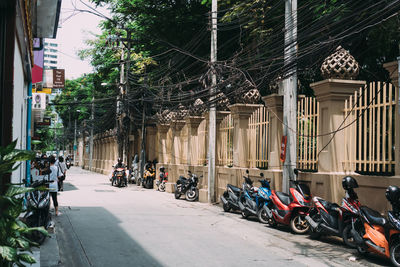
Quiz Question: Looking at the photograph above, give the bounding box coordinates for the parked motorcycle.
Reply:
[351,185,400,266]
[238,172,273,224]
[156,171,168,192]
[66,160,71,170]
[174,171,202,201]
[264,169,312,234]
[128,166,139,184]
[24,179,51,244]
[112,166,127,187]
[143,165,156,189]
[305,176,360,247]
[220,170,253,213]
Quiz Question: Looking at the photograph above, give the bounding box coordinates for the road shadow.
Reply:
[292,236,390,266]
[54,206,162,267]
[61,182,78,192]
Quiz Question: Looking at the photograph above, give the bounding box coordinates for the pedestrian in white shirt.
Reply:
[56,156,67,191]
[49,156,60,216]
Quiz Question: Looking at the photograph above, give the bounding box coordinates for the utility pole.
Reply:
[117,48,125,160]
[89,96,94,171]
[140,93,146,180]
[140,73,147,180]
[282,0,298,193]
[73,118,77,166]
[124,30,132,165]
[208,0,217,203]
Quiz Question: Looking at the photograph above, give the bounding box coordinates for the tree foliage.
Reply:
[0,141,46,267]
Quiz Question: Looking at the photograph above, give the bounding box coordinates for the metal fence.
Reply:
[297,96,319,171]
[248,106,270,168]
[343,82,396,175]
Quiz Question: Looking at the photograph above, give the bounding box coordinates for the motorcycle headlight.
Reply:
[258,189,269,200]
[342,199,358,213]
[389,212,400,230]
[293,190,305,206]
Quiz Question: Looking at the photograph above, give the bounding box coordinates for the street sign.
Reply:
[73,145,77,151]
[53,69,65,88]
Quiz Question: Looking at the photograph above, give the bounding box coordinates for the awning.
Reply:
[33,0,62,38]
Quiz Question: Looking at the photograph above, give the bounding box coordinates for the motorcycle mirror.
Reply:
[260,173,264,177]
[246,169,249,174]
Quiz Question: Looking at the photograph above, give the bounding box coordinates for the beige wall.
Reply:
[76,62,399,214]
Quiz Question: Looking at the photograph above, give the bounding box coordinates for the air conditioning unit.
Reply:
[32,93,46,110]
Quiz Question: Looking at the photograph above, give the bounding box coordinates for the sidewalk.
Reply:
[30,220,60,267]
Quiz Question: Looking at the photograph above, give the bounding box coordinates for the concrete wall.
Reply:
[11,38,27,184]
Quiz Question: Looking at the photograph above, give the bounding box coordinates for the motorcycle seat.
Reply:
[361,206,386,226]
[227,184,241,193]
[276,191,291,206]
[318,198,340,211]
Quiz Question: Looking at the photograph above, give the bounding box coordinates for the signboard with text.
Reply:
[53,69,65,88]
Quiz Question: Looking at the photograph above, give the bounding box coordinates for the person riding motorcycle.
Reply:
[112,158,127,185]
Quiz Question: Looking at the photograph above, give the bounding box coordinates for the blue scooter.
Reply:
[238,172,273,223]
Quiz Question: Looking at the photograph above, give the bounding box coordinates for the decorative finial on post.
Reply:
[321,46,360,80]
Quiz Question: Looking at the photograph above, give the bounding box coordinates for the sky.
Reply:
[56,0,110,79]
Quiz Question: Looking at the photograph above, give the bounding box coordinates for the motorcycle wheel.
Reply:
[223,202,231,212]
[159,183,166,192]
[342,224,357,248]
[356,245,368,255]
[186,188,198,202]
[174,190,181,199]
[241,210,249,219]
[257,209,269,224]
[390,241,400,267]
[111,178,115,186]
[290,214,310,234]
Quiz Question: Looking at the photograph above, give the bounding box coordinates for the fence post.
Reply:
[157,124,169,164]
[185,116,204,166]
[170,121,185,165]
[311,79,365,173]
[229,104,261,168]
[145,126,157,163]
[383,61,399,176]
[262,94,283,171]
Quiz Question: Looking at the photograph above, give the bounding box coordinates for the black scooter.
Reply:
[220,170,253,212]
[174,171,202,202]
[24,179,51,244]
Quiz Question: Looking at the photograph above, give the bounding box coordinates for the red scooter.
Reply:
[264,169,312,234]
[305,176,361,247]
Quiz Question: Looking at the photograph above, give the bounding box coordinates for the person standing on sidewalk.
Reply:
[56,156,67,191]
[49,156,60,216]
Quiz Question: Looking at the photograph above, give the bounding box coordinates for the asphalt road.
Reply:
[49,167,389,267]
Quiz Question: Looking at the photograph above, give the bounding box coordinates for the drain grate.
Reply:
[94,189,115,192]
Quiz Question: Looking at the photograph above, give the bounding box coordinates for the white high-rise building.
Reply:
[43,39,59,69]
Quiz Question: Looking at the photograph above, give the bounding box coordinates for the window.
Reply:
[50,43,58,47]
[50,49,57,52]
[50,61,57,64]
